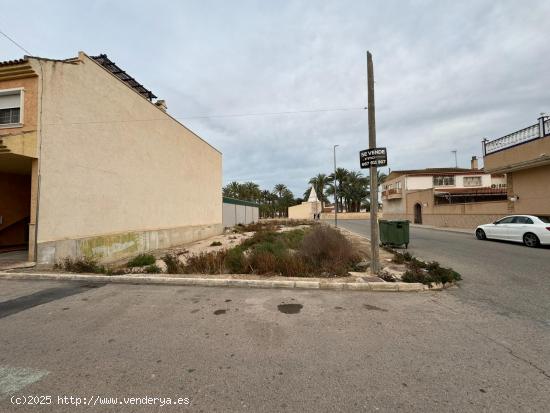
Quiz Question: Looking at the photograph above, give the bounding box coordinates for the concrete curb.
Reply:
[0,272,428,292]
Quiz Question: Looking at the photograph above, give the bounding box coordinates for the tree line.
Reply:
[222,168,387,218]
[307,169,387,213]
[223,182,297,218]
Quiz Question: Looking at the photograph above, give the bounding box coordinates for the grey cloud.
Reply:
[2,0,549,196]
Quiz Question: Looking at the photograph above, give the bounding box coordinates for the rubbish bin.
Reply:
[379,219,409,249]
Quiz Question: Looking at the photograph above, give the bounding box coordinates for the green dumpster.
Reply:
[379,219,410,249]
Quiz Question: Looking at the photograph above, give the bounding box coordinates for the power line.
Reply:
[42,106,367,127]
[1,27,367,125]
[179,106,367,119]
[0,27,32,55]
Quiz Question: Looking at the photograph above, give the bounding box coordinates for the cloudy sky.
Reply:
[2,0,549,196]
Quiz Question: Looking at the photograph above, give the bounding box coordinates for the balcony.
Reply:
[483,116,550,173]
[382,188,403,199]
[483,116,549,155]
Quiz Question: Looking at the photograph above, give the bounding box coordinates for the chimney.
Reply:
[155,99,167,112]
[471,156,479,170]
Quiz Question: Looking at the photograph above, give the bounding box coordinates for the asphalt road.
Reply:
[0,223,549,412]
[330,220,550,326]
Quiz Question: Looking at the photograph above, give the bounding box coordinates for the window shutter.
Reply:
[0,93,21,110]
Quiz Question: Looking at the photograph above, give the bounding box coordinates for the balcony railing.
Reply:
[382,188,402,198]
[483,116,550,155]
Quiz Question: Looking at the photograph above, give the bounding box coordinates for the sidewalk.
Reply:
[409,223,473,235]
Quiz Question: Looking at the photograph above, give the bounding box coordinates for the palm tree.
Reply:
[273,184,288,199]
[328,168,350,212]
[341,171,369,212]
[223,181,241,198]
[242,181,261,202]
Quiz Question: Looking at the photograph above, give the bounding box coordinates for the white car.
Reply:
[475,215,550,247]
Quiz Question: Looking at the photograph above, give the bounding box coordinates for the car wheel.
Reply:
[523,232,540,248]
[475,228,486,240]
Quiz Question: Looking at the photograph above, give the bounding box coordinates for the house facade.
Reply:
[482,115,550,216]
[382,160,508,228]
[0,52,222,265]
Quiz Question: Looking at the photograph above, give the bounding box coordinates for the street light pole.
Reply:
[333,144,339,228]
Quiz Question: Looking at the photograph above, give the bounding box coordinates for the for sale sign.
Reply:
[360,147,387,168]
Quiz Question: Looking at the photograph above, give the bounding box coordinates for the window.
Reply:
[536,216,550,223]
[464,176,482,187]
[497,217,515,224]
[0,89,22,125]
[433,175,455,186]
[512,216,533,224]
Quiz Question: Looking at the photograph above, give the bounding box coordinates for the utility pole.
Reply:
[333,144,339,228]
[367,51,380,275]
[452,150,458,168]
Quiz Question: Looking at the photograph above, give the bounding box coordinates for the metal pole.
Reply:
[333,144,339,227]
[452,150,457,168]
[367,51,380,275]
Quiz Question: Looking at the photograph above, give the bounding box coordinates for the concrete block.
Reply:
[396,282,424,292]
[320,282,344,290]
[344,283,372,291]
[369,282,399,291]
[294,281,320,289]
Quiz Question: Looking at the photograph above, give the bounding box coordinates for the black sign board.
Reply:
[360,147,387,168]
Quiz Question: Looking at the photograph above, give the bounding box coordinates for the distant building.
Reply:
[288,186,321,219]
[0,52,222,265]
[483,115,550,216]
[382,158,508,228]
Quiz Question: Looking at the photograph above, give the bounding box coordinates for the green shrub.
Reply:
[248,250,278,274]
[225,247,248,273]
[402,260,461,285]
[55,256,105,274]
[210,241,223,247]
[183,251,226,274]
[144,264,162,274]
[276,253,313,277]
[392,253,405,264]
[299,226,361,276]
[162,254,184,274]
[127,253,156,267]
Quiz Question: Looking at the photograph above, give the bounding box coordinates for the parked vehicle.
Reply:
[475,215,550,247]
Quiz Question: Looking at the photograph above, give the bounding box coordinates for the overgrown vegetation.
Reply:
[144,264,162,274]
[127,253,156,267]
[55,256,106,274]
[163,225,361,278]
[389,249,461,285]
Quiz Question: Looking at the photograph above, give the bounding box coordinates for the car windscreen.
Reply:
[536,216,550,223]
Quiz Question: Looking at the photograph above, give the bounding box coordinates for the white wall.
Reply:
[222,202,259,227]
[406,176,433,190]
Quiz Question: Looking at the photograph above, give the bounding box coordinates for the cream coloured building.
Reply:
[0,52,222,265]
[382,159,508,228]
[483,115,550,216]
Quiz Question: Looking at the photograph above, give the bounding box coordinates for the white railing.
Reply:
[545,119,550,136]
[484,123,540,155]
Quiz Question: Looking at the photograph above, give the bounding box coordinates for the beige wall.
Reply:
[484,136,550,172]
[383,189,509,229]
[508,165,550,215]
[288,201,320,220]
[320,212,372,220]
[31,54,222,263]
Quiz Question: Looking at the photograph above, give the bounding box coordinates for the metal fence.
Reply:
[222,197,259,227]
